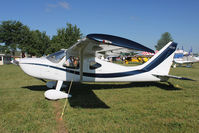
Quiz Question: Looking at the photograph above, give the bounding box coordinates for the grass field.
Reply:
[0,64,199,133]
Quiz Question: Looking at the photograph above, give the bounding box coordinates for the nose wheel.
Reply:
[44,80,72,100]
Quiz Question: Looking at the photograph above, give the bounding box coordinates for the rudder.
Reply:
[140,42,177,75]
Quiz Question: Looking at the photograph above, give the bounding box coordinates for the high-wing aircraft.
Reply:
[16,34,193,100]
[173,48,199,67]
[173,58,199,67]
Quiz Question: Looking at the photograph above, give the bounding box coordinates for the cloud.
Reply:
[130,16,138,21]
[58,1,69,9]
[46,1,70,12]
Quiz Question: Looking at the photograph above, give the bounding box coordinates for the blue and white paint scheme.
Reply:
[17,34,192,100]
[173,48,199,68]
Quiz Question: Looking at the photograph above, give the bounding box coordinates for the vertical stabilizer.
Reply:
[140,42,177,75]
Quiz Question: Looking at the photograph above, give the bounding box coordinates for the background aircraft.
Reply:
[173,47,199,67]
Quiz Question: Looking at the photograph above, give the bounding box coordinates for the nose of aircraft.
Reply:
[12,58,28,66]
[18,58,27,64]
[11,58,21,65]
[18,57,40,64]
[18,58,31,72]
[18,58,28,66]
[18,58,43,78]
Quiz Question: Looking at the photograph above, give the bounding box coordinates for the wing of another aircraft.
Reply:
[67,33,154,57]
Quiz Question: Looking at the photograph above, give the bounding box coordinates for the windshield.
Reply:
[47,50,65,63]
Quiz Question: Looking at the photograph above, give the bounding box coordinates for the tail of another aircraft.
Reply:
[140,42,177,75]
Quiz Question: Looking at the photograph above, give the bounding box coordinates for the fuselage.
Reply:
[19,41,177,83]
[19,55,160,82]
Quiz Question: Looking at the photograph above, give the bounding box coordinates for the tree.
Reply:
[0,45,10,54]
[34,30,50,57]
[18,26,32,55]
[155,32,173,50]
[47,23,82,54]
[0,21,82,56]
[0,20,24,55]
[22,30,50,57]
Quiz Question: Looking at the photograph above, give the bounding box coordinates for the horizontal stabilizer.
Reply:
[153,74,195,81]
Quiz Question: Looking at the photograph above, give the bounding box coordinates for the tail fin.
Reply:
[140,42,177,75]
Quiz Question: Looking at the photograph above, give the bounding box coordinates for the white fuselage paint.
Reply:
[19,42,176,83]
[19,57,160,83]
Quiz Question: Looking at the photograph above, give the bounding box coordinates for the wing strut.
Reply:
[79,48,84,82]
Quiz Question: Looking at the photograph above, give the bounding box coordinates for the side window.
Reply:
[63,56,79,69]
[0,56,2,61]
[89,61,101,70]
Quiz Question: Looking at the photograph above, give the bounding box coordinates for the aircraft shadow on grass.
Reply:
[22,82,182,109]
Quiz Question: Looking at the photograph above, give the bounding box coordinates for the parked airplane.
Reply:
[16,34,193,100]
[173,48,199,67]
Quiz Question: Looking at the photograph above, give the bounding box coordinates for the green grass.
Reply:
[0,64,199,133]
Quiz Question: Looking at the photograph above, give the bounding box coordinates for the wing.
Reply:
[174,60,197,64]
[67,33,154,57]
[66,33,154,82]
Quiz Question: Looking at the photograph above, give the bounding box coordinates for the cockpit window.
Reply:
[47,50,65,63]
[63,56,79,69]
[90,61,102,70]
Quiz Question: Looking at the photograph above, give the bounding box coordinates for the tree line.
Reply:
[0,20,82,57]
[0,20,173,57]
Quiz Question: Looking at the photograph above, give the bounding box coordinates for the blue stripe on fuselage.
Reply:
[142,42,177,71]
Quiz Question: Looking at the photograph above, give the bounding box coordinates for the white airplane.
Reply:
[16,34,193,100]
[173,58,198,68]
[173,49,199,68]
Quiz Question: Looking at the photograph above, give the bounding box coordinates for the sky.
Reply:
[1,0,199,52]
